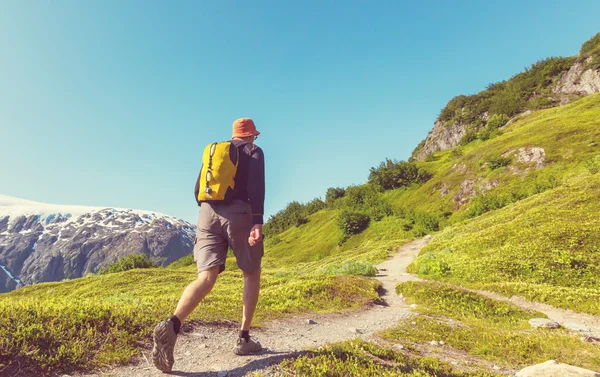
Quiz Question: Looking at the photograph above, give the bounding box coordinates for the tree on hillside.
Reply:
[263,201,309,236]
[368,159,430,190]
[99,254,157,275]
[325,187,346,204]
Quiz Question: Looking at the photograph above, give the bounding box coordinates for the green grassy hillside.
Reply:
[389,92,600,220]
[408,173,600,314]
[0,263,379,375]
[411,32,600,158]
[264,94,600,274]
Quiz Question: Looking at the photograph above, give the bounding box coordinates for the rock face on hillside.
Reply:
[0,195,195,293]
[554,58,600,95]
[416,60,600,161]
[417,120,467,160]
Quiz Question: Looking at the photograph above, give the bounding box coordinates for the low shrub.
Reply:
[167,254,194,268]
[486,113,510,130]
[98,254,157,275]
[585,155,600,175]
[368,159,430,191]
[485,155,512,170]
[321,261,378,277]
[325,187,346,205]
[337,211,370,244]
[264,201,309,236]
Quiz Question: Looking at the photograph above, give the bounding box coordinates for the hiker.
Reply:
[152,118,266,373]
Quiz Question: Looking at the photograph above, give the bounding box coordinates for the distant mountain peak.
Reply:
[0,194,195,293]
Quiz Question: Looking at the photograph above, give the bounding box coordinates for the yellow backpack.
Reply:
[197,142,240,202]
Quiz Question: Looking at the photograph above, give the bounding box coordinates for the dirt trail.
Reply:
[80,237,430,377]
[79,235,600,377]
[472,289,600,338]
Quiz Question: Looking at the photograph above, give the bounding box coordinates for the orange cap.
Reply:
[232,118,260,138]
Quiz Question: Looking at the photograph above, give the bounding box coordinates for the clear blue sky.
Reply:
[1,1,598,223]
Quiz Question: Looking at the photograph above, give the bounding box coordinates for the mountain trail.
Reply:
[78,237,430,377]
[78,235,600,377]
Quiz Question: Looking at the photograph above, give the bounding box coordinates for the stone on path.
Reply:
[516,360,600,377]
[564,322,592,333]
[528,318,560,329]
[306,319,317,325]
[349,328,363,334]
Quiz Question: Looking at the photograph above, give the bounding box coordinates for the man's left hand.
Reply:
[248,224,263,246]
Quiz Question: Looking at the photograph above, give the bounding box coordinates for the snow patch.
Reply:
[0,262,22,285]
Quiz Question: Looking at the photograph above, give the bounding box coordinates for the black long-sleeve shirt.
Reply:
[194,139,265,224]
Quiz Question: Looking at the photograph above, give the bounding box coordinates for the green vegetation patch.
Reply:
[408,173,600,315]
[320,261,379,277]
[98,253,157,275]
[254,339,498,377]
[0,268,379,376]
[381,282,600,370]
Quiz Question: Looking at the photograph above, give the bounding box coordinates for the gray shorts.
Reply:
[193,200,264,274]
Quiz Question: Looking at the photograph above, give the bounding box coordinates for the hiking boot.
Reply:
[234,337,262,355]
[152,319,177,372]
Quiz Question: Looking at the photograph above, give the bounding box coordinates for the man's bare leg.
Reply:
[241,268,261,331]
[153,267,219,371]
[174,266,220,323]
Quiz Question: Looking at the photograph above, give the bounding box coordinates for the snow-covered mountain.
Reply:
[0,194,196,293]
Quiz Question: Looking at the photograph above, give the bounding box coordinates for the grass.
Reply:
[320,261,379,277]
[253,339,499,377]
[0,267,379,376]
[263,211,412,273]
[380,281,600,371]
[388,93,600,224]
[408,173,600,315]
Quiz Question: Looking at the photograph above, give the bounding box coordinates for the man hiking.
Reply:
[152,118,266,373]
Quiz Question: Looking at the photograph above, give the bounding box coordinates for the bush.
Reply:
[450,146,464,159]
[337,211,370,243]
[486,155,512,170]
[168,254,194,268]
[264,201,309,236]
[321,262,378,277]
[580,32,600,56]
[99,254,157,275]
[325,187,346,204]
[477,127,491,141]
[343,185,369,207]
[486,113,510,130]
[364,197,394,221]
[464,193,521,218]
[460,127,478,145]
[407,211,440,232]
[368,159,430,191]
[585,155,600,175]
[305,198,326,215]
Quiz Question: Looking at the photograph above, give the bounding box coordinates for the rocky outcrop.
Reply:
[516,147,546,169]
[516,360,600,377]
[417,120,467,160]
[416,57,600,161]
[452,179,500,208]
[0,195,195,293]
[504,147,547,174]
[554,58,600,95]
